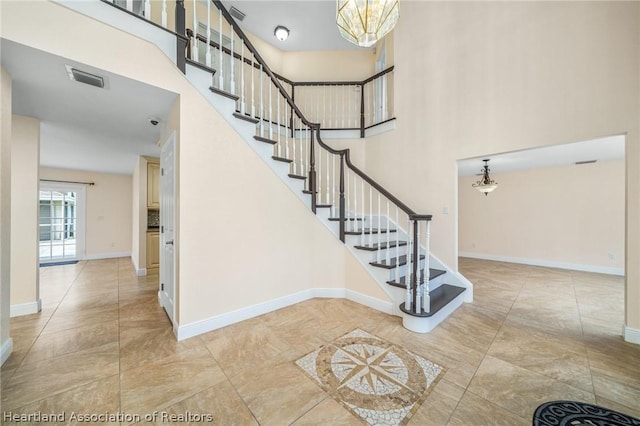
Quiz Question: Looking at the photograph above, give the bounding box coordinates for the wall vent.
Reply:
[229,6,246,21]
[575,160,597,165]
[65,65,105,89]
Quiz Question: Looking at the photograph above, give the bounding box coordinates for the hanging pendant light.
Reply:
[337,0,399,48]
[472,159,499,196]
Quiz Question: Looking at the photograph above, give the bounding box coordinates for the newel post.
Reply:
[339,152,346,242]
[309,125,317,214]
[175,0,187,73]
[359,83,365,138]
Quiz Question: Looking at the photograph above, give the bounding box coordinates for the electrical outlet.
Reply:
[443,206,449,215]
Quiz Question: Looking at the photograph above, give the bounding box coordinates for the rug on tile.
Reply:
[533,400,640,426]
[295,328,445,426]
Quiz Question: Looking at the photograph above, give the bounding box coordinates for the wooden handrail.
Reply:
[212,0,314,128]
[207,1,430,222]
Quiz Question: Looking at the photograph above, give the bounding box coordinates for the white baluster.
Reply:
[347,85,352,128]
[250,57,255,117]
[346,169,350,225]
[332,154,336,217]
[342,85,346,128]
[405,219,412,311]
[126,0,133,12]
[386,198,390,264]
[161,0,167,27]
[292,118,297,175]
[361,179,365,246]
[369,185,373,253]
[218,10,223,89]
[329,85,332,128]
[394,205,399,281]
[276,95,281,157]
[323,86,326,128]
[415,221,422,313]
[192,0,199,62]
[144,0,150,19]
[285,103,289,161]
[205,0,212,67]
[229,31,235,95]
[325,150,330,205]
[259,65,263,136]
[268,82,273,140]
[424,221,431,313]
[240,43,245,114]
[316,86,320,125]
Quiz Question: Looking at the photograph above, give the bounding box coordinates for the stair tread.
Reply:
[328,217,364,222]
[254,136,277,145]
[233,112,259,124]
[316,204,332,208]
[370,254,426,269]
[345,228,397,235]
[186,58,217,75]
[272,156,293,163]
[288,173,306,180]
[302,190,315,195]
[209,86,239,101]
[386,268,447,288]
[354,241,407,251]
[399,284,466,318]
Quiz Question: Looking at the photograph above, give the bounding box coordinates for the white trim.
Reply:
[10,299,42,317]
[623,325,640,344]
[84,251,131,260]
[364,119,396,138]
[1,338,14,365]
[175,288,393,341]
[459,252,625,276]
[136,267,147,276]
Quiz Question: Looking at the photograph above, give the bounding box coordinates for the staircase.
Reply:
[103,0,471,333]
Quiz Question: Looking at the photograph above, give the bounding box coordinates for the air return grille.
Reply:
[65,65,105,89]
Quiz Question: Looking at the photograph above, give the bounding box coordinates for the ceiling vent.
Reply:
[65,65,105,89]
[575,160,597,165]
[229,6,246,21]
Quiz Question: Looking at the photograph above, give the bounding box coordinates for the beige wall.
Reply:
[459,160,625,273]
[131,156,144,273]
[1,1,387,331]
[10,116,40,310]
[39,168,133,259]
[1,67,13,362]
[282,50,375,82]
[362,1,640,332]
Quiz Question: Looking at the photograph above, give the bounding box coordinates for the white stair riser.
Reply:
[402,290,466,333]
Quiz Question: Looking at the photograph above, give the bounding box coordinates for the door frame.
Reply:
[159,132,177,327]
[38,181,86,263]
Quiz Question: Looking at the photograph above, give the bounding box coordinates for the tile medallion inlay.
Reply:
[295,329,445,425]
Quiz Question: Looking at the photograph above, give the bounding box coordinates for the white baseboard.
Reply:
[623,325,640,344]
[84,251,131,261]
[459,252,625,276]
[136,267,147,276]
[10,298,42,317]
[1,338,13,365]
[176,288,393,341]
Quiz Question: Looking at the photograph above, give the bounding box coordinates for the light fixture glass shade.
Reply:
[472,159,498,196]
[274,26,289,41]
[337,0,399,47]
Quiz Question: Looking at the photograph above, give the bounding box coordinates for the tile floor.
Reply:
[1,257,639,425]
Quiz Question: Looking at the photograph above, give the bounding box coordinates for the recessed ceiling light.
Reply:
[274,26,289,41]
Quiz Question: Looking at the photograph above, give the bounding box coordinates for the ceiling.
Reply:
[222,1,364,52]
[1,40,178,175]
[457,135,626,177]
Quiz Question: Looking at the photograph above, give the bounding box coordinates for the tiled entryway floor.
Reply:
[1,257,639,425]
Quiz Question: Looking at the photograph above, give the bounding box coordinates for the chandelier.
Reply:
[472,159,498,196]
[337,0,399,48]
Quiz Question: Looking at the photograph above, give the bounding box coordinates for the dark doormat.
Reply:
[534,400,640,426]
[40,260,79,267]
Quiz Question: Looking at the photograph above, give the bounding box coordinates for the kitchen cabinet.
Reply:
[147,231,160,269]
[147,162,160,209]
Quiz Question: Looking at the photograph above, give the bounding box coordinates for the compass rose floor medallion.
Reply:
[295,329,445,425]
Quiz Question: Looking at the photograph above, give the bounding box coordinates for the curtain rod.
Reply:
[40,179,95,186]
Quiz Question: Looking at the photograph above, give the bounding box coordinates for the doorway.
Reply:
[39,182,86,263]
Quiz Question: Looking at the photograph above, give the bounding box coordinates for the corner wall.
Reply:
[10,115,40,317]
[363,2,640,337]
[1,67,14,364]
[459,160,625,275]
